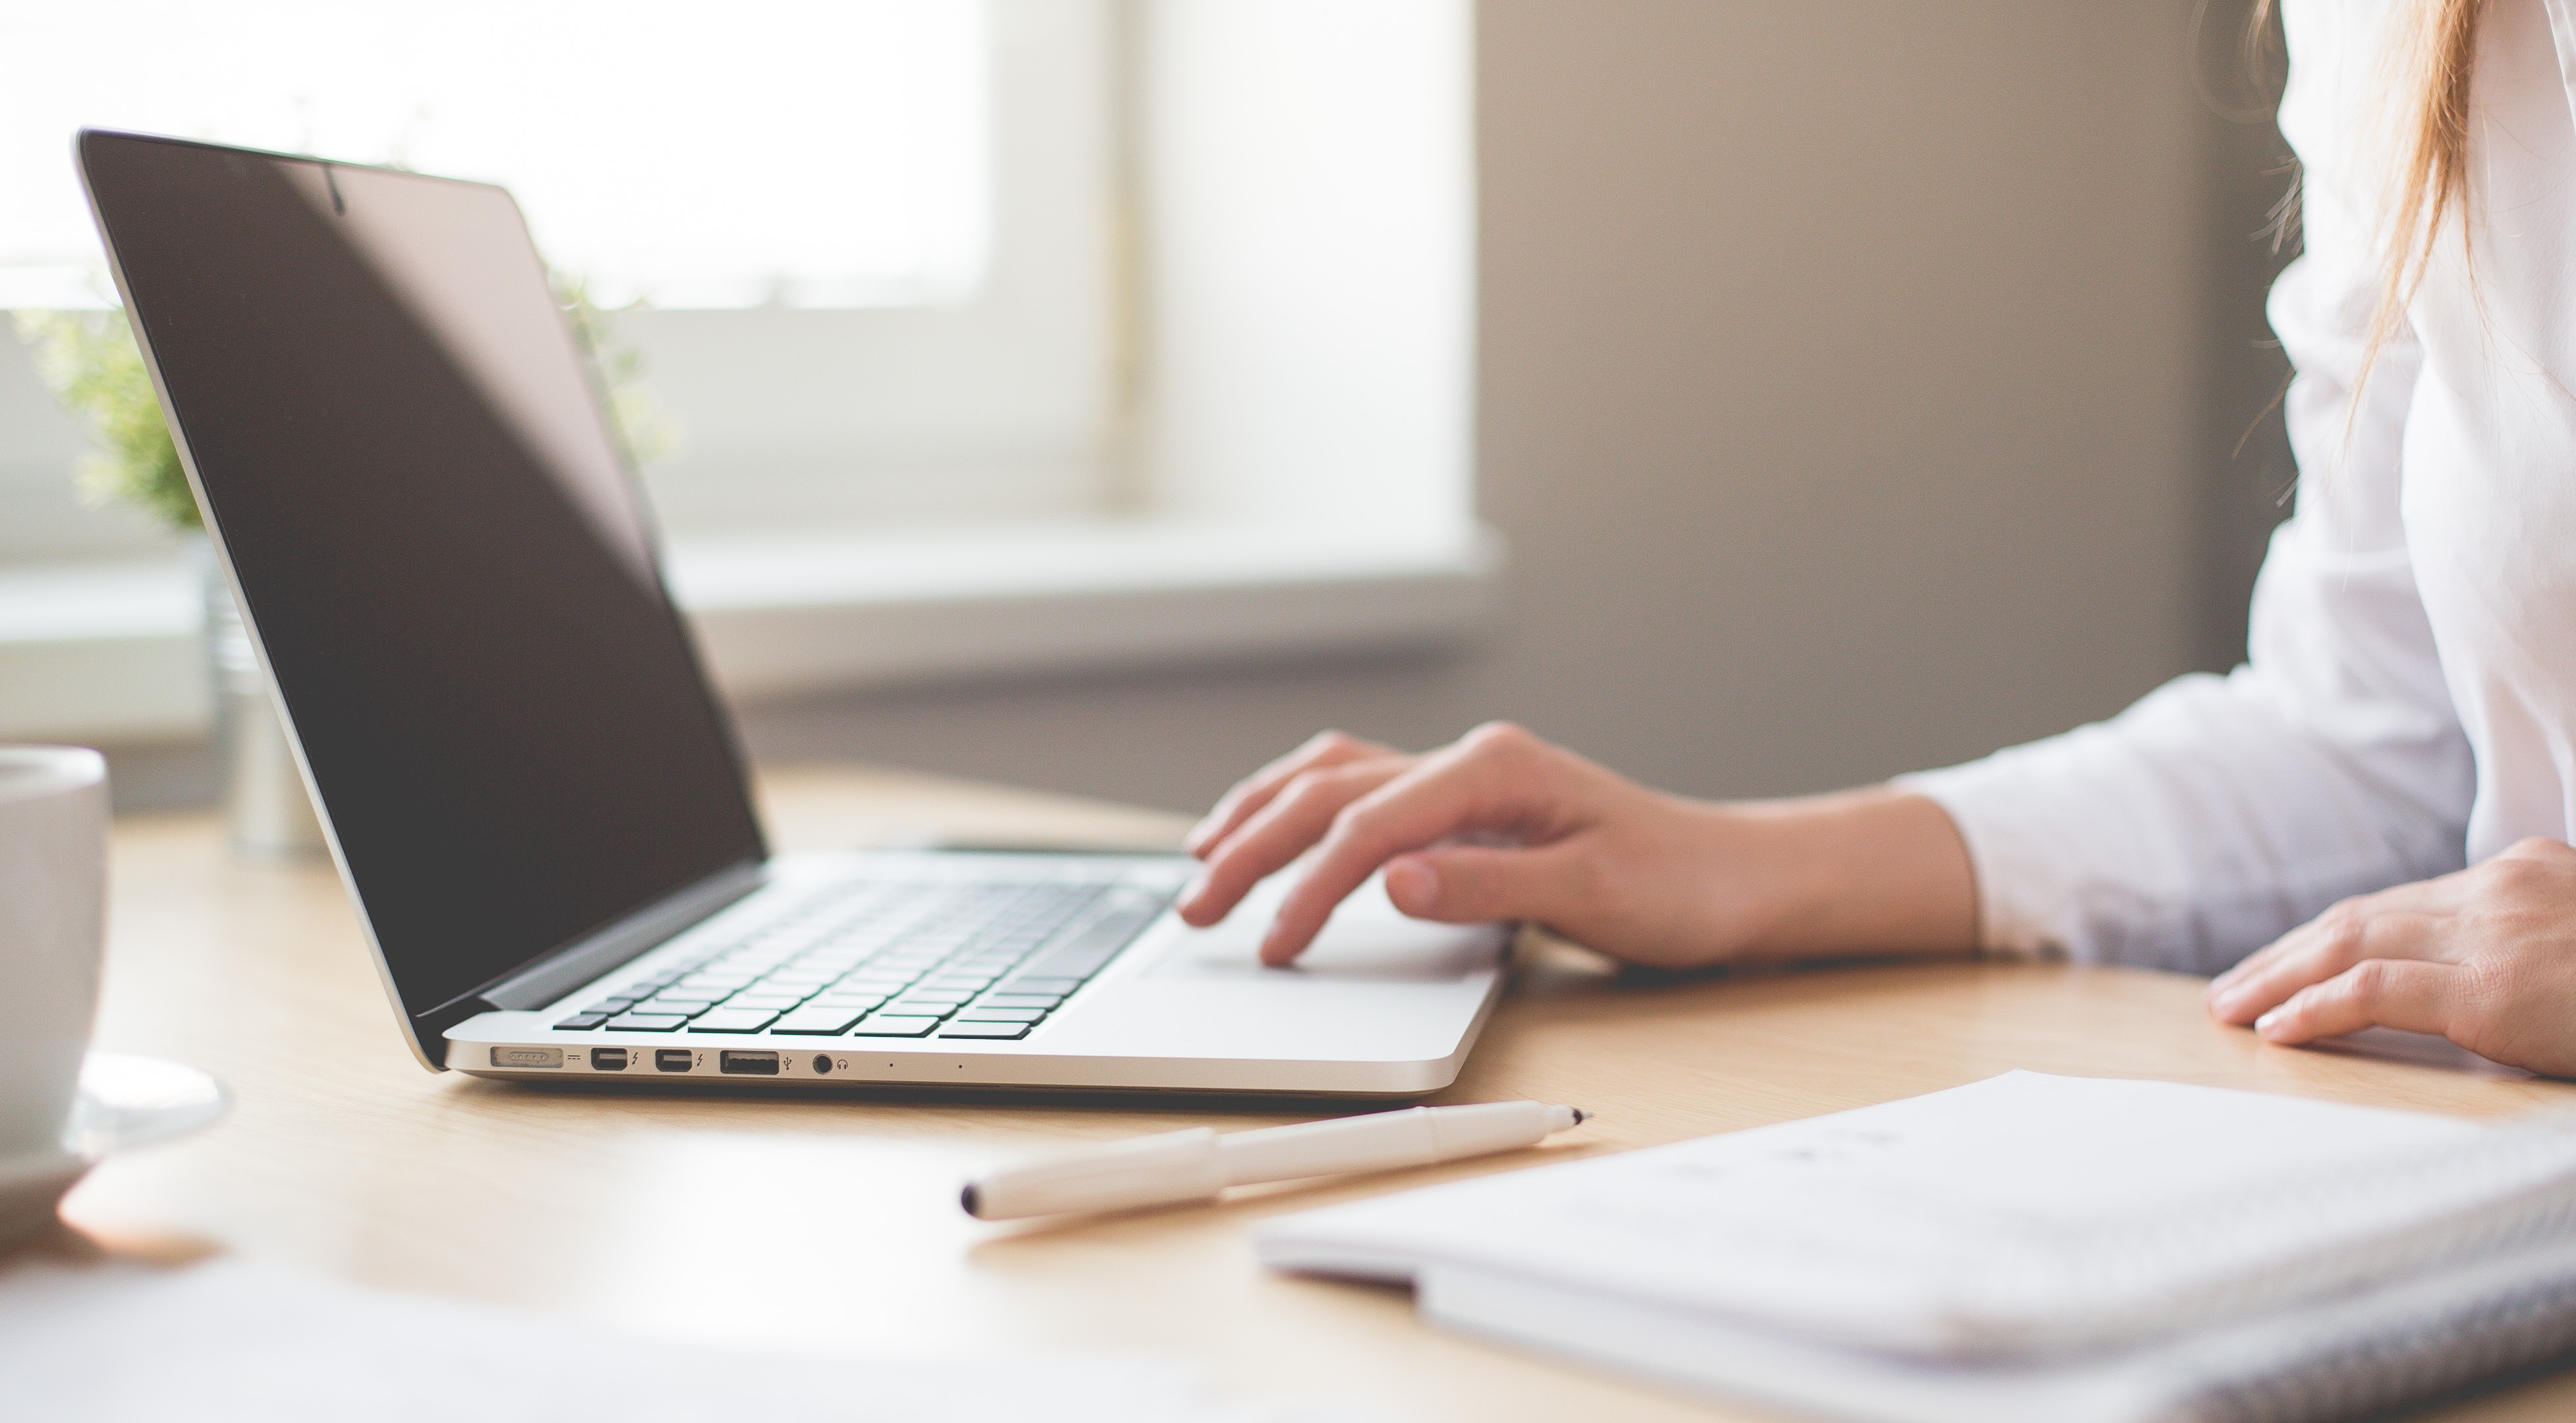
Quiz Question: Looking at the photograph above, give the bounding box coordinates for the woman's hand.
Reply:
[1175,722,1979,968]
[2205,838,2576,1076]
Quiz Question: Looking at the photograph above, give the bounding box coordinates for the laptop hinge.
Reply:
[415,994,500,1059]
[417,859,770,1044]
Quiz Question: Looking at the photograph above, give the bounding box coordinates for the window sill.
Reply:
[0,519,1503,743]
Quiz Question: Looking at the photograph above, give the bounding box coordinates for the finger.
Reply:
[2253,958,2467,1044]
[1262,743,1550,964]
[2214,861,2501,998]
[2206,916,2351,1024]
[1177,758,1408,928]
[1384,843,1589,925]
[1185,731,1396,857]
[2207,927,2309,999]
[2207,905,2451,1025]
[2208,876,2465,1002]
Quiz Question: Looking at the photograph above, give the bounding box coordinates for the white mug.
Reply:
[0,746,108,1164]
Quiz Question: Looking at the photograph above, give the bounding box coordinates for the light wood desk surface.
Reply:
[51,764,2576,1420]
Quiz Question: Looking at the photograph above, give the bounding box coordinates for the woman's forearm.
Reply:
[1711,788,1979,961]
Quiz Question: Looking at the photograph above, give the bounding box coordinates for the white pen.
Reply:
[961,1100,1588,1220]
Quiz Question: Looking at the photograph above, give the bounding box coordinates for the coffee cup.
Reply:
[0,746,108,1165]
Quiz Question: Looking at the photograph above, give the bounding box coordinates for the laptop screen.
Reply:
[79,132,766,1026]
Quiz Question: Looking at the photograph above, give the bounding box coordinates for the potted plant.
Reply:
[13,281,671,858]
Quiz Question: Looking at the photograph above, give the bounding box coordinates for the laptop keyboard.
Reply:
[550,872,1181,1043]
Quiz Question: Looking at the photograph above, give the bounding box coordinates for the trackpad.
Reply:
[1146,872,1502,984]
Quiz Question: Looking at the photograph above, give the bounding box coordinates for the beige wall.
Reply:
[737,0,2285,814]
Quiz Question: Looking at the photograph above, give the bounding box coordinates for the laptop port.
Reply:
[719,1050,780,1076]
[589,1047,628,1072]
[490,1046,561,1069]
[654,1048,695,1073]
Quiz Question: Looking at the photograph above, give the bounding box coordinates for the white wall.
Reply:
[1138,0,1474,534]
[737,0,2240,813]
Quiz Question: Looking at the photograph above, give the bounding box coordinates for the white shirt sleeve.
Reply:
[1891,0,2473,974]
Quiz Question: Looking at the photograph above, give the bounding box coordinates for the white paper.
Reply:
[1261,1071,2524,1358]
[0,1256,1370,1423]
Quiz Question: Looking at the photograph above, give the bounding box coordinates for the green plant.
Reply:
[554,273,681,467]
[12,275,678,534]
[12,307,198,530]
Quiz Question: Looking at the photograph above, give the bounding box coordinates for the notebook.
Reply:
[1257,1071,2576,1423]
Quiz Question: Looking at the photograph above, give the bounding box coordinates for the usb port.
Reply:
[654,1048,695,1073]
[719,1050,779,1076]
[588,1047,628,1072]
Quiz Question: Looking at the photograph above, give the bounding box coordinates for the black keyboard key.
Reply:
[939,1021,1032,1040]
[771,1007,870,1034]
[1025,945,1126,980]
[883,998,965,1018]
[849,1015,943,1037]
[1003,976,1082,993]
[605,1013,689,1032]
[1022,910,1158,978]
[978,993,1064,1010]
[953,1006,1046,1022]
[687,1008,782,1033]
[892,988,974,1005]
[581,997,637,1015]
[554,1013,611,1030]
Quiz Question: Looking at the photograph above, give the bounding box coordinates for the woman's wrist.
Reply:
[1702,787,1979,962]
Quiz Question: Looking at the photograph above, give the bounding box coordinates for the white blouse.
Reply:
[1899,0,2576,973]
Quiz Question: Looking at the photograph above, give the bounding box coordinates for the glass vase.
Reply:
[193,538,327,860]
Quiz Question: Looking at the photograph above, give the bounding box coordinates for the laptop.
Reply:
[76,130,1507,1096]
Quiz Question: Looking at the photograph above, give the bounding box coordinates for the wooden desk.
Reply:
[55,764,2576,1421]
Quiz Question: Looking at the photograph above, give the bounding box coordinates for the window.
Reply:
[0,0,1490,744]
[0,0,1113,557]
[0,1,990,310]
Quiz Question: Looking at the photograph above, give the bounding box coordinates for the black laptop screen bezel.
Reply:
[76,130,769,1065]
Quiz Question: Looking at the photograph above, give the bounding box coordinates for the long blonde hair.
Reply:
[2251,0,2487,395]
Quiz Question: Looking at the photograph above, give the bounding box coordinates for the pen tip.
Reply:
[1571,1108,1589,1125]
[960,1183,984,1219]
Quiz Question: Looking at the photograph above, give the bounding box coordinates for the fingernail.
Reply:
[2254,1008,2281,1035]
[1258,914,1299,963]
[1385,857,1437,912]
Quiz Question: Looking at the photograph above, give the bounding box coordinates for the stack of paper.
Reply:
[1258,1072,2576,1423]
